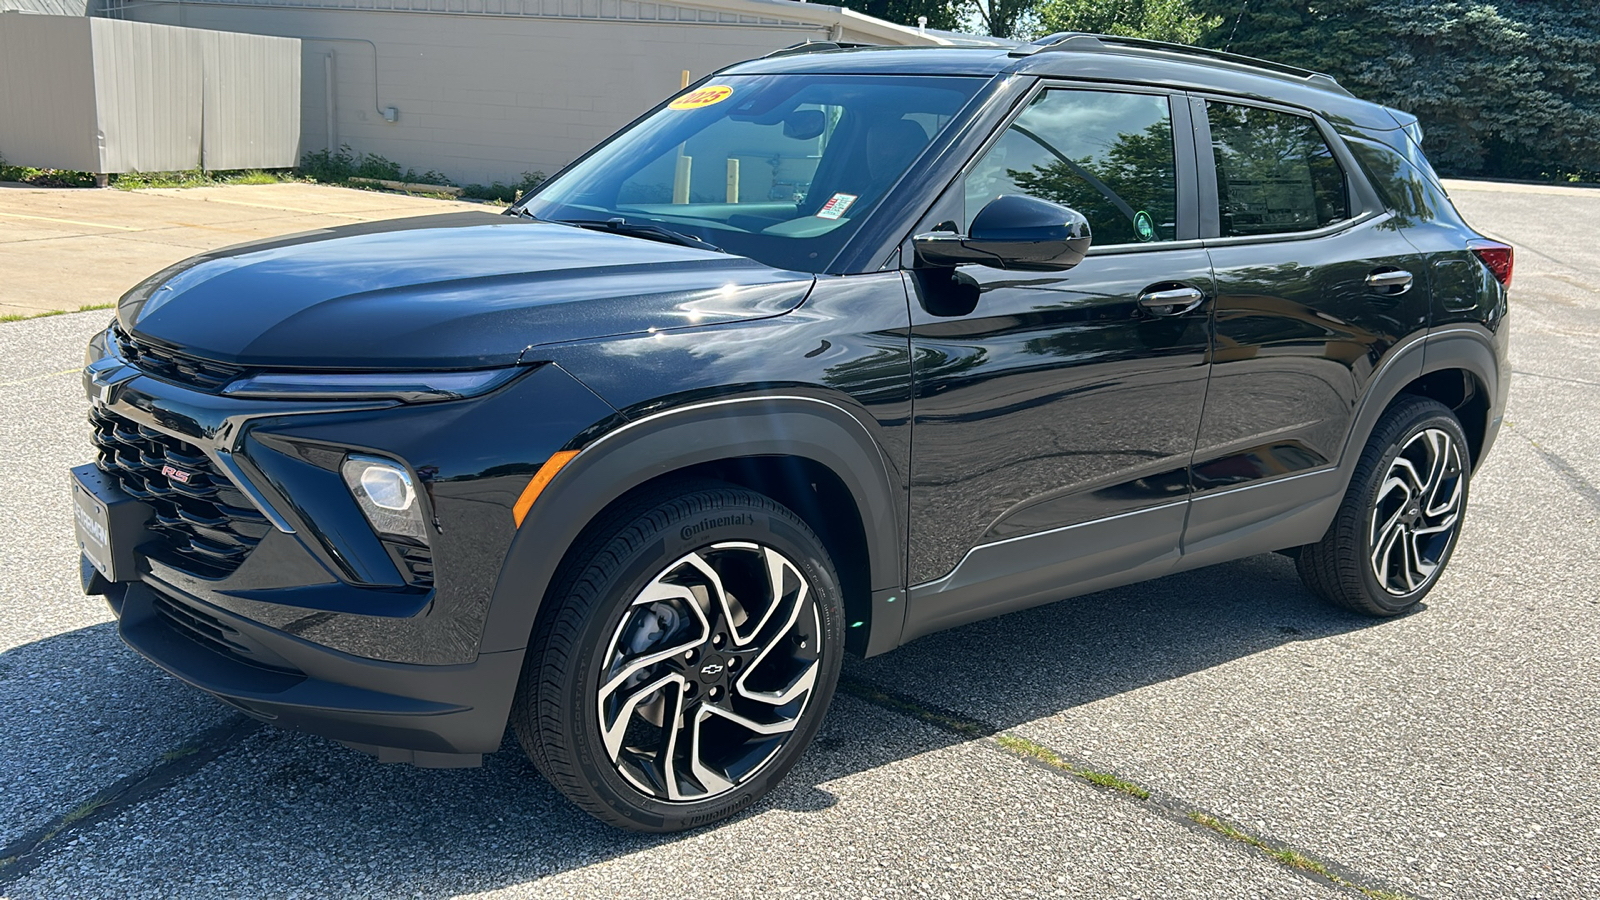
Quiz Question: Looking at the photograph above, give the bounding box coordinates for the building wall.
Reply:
[0,0,94,15]
[123,2,907,185]
[0,15,300,173]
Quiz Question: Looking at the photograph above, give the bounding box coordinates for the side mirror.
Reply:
[913,195,1092,271]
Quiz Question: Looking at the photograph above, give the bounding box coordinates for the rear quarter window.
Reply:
[1207,102,1349,237]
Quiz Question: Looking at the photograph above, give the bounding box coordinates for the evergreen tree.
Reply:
[1195,0,1600,179]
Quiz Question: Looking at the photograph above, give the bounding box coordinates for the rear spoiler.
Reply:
[1383,106,1425,147]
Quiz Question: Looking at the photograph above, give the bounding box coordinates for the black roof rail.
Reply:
[764,40,882,59]
[1012,31,1351,97]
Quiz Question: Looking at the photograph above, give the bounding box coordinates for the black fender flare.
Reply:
[1338,324,1502,484]
[478,394,905,655]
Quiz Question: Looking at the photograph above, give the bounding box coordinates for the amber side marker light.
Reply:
[513,450,579,527]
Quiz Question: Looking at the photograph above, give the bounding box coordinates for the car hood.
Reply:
[119,213,815,369]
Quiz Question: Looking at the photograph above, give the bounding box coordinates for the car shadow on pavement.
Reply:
[0,551,1395,895]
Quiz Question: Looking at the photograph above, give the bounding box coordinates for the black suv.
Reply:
[74,34,1510,832]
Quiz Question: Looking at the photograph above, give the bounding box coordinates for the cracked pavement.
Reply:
[1,180,1597,898]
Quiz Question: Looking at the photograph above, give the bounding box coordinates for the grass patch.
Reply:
[298,145,451,188]
[56,798,110,830]
[0,161,97,187]
[1187,812,1413,900]
[0,303,114,324]
[461,171,545,204]
[115,168,297,190]
[995,734,1151,799]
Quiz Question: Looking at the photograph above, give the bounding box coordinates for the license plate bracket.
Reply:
[72,463,151,586]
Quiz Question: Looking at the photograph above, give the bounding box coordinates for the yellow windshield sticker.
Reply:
[669,85,734,110]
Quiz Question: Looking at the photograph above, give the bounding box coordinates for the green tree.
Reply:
[966,0,1040,38]
[1008,118,1178,244]
[1194,0,1600,180]
[830,0,961,30]
[1037,0,1219,44]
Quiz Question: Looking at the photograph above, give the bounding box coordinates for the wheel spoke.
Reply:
[682,550,740,637]
[1424,462,1463,519]
[689,709,736,797]
[701,702,803,736]
[600,671,682,763]
[660,685,689,801]
[1369,508,1406,578]
[1407,530,1439,583]
[1390,456,1426,496]
[1401,530,1423,592]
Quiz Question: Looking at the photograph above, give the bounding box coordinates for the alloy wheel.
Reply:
[596,541,822,802]
[1368,427,1465,596]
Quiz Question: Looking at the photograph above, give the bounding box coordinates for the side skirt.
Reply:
[899,469,1345,646]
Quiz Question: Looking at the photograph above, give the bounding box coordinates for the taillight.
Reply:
[1468,239,1514,287]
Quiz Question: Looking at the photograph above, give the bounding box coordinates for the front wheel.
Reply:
[512,482,844,832]
[1297,396,1472,616]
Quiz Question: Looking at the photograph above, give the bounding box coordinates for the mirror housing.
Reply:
[913,195,1092,271]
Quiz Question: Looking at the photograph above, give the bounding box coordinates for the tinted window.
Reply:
[965,89,1178,245]
[1207,103,1348,237]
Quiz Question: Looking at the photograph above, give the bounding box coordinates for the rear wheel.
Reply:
[1297,396,1471,616]
[512,482,843,832]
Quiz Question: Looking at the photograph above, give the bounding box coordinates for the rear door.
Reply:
[1185,95,1429,565]
[901,83,1213,638]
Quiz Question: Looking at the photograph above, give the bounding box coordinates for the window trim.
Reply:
[1191,92,1384,245]
[901,77,1202,262]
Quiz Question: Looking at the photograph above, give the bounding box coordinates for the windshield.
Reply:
[519,74,987,272]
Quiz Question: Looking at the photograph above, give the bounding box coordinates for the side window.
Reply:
[964,89,1178,245]
[1206,102,1348,237]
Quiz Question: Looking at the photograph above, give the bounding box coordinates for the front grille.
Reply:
[115,328,247,392]
[150,591,298,675]
[90,408,271,578]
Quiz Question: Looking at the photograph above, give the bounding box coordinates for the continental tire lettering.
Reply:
[683,793,755,826]
[680,513,755,541]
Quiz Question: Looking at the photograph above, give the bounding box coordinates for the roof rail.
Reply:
[1011,32,1351,97]
[764,40,881,59]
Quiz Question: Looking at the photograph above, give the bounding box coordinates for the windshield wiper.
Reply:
[558,217,726,253]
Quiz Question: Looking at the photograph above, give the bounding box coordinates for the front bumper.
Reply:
[81,324,619,757]
[112,578,522,761]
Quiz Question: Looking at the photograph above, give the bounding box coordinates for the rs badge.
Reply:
[161,464,195,484]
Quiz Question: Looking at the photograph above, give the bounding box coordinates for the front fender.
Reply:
[479,394,906,656]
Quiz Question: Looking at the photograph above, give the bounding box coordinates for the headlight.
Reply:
[222,367,527,403]
[341,455,428,543]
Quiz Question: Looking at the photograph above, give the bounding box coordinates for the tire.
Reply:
[511,481,845,832]
[1297,396,1472,616]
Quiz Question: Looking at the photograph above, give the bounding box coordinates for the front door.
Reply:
[901,84,1213,639]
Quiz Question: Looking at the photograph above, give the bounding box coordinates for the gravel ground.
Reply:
[2,181,1596,898]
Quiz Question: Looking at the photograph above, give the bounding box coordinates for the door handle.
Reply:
[1365,269,1414,294]
[1137,286,1206,317]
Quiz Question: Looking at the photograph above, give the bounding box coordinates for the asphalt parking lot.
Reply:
[1,180,1597,899]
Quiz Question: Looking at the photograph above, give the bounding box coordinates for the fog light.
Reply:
[341,455,428,543]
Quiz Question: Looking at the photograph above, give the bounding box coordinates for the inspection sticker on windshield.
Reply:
[815,193,858,220]
[668,85,734,110]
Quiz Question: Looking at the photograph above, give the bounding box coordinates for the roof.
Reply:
[725,34,1397,129]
